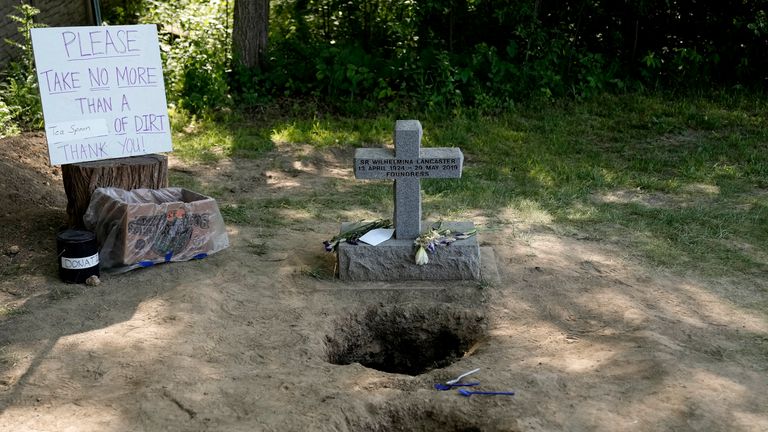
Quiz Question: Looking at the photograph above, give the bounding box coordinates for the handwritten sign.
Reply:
[31,25,172,165]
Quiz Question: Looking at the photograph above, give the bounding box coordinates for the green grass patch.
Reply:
[171,111,275,162]
[168,170,202,190]
[269,117,393,148]
[220,182,392,226]
[172,93,768,276]
[0,264,22,278]
[0,305,28,317]
[246,241,269,256]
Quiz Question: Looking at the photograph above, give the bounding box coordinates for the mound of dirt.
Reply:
[0,132,66,296]
[0,132,64,211]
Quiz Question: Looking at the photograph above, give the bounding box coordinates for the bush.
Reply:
[0,4,45,130]
[0,97,19,138]
[101,0,768,114]
[139,0,232,114]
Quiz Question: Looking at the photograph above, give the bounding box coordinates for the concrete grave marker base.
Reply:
[337,221,481,281]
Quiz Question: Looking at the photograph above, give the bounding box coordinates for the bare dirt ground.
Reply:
[1,133,767,431]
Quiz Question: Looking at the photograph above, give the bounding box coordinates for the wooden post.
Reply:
[61,154,168,227]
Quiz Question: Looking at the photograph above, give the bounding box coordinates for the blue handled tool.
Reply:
[433,382,480,391]
[458,388,515,397]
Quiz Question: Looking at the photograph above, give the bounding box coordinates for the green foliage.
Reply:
[1,4,45,130]
[102,0,145,24]
[138,0,232,113]
[0,98,18,138]
[96,0,768,114]
[245,1,628,111]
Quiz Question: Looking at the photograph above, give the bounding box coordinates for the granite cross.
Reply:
[354,120,464,239]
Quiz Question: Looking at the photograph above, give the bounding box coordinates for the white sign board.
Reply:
[31,25,172,165]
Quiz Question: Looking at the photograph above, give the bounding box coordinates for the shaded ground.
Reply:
[1,132,767,431]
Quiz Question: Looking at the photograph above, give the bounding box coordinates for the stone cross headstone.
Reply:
[337,119,480,281]
[353,120,463,239]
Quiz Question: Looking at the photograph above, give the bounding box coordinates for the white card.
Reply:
[47,119,109,143]
[359,228,395,246]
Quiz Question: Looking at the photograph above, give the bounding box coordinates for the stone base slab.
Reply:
[337,221,480,281]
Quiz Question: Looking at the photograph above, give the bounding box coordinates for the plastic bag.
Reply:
[84,187,229,272]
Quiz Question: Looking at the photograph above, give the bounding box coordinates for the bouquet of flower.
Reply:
[413,222,477,265]
[323,218,393,252]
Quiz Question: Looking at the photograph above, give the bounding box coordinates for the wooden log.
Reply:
[62,154,168,227]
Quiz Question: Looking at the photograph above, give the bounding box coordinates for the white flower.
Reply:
[415,246,429,265]
[412,224,477,265]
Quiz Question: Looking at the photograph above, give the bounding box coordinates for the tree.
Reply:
[232,0,269,70]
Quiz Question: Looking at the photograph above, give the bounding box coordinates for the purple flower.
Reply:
[323,240,334,252]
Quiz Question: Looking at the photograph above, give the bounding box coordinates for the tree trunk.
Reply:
[62,154,168,227]
[232,0,269,69]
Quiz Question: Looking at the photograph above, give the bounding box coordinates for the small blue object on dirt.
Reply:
[457,388,515,397]
[433,382,480,391]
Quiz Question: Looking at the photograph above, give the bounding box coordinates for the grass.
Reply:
[247,241,269,256]
[218,183,393,225]
[0,264,22,278]
[0,305,28,318]
[170,93,768,276]
[270,117,393,148]
[169,110,275,162]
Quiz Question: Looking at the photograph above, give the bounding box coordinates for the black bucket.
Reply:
[56,229,100,283]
